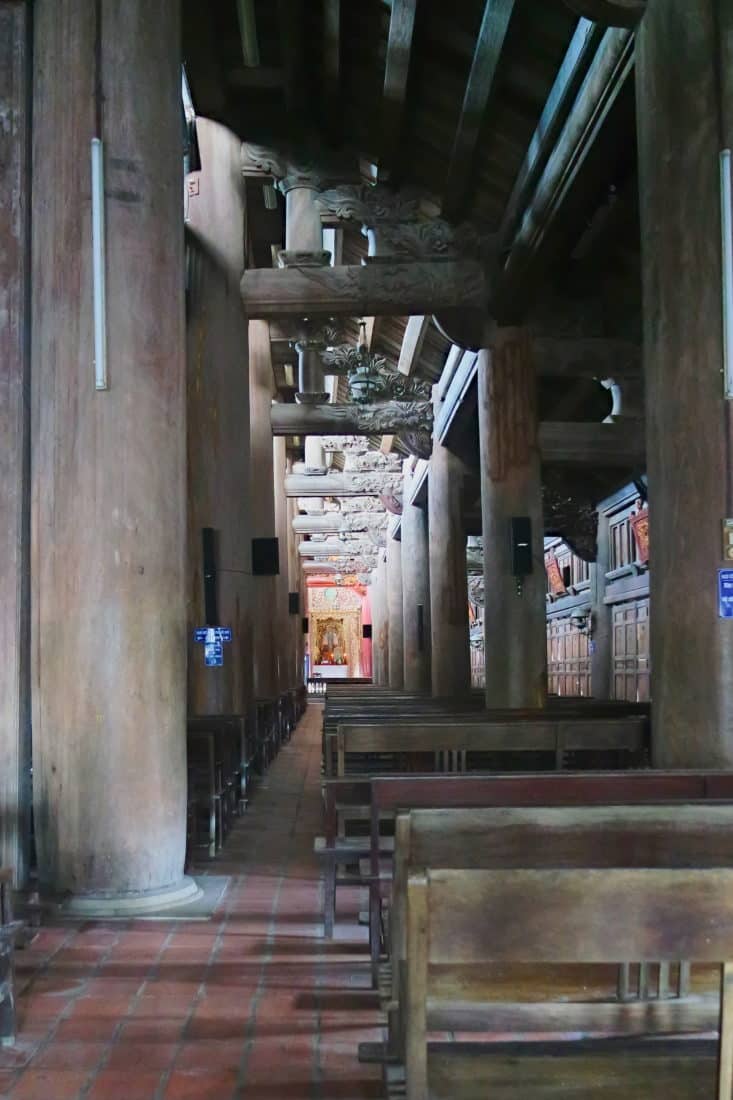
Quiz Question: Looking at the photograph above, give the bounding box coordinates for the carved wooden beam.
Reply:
[242,260,488,318]
[381,313,431,453]
[539,421,644,467]
[533,337,641,377]
[285,471,403,497]
[494,27,634,322]
[271,400,433,436]
[379,0,418,181]
[442,0,516,218]
[292,512,388,535]
[299,538,380,558]
[563,0,646,28]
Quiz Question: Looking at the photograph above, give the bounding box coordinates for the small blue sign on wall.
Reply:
[719,570,733,619]
[193,627,232,667]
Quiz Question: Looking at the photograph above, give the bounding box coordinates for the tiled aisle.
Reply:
[0,706,383,1099]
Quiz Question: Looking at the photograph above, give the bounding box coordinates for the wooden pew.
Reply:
[335,717,647,778]
[368,770,733,988]
[403,865,733,1100]
[384,803,733,1094]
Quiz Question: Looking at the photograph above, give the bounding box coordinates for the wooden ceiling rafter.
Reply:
[379,313,431,454]
[562,0,646,28]
[442,0,517,219]
[378,0,418,182]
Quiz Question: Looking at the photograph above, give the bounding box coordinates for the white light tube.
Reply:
[720,149,733,399]
[91,137,108,391]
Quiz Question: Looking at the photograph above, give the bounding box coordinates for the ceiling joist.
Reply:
[442,0,516,218]
[378,0,418,182]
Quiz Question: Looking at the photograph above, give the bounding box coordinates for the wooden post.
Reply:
[186,119,253,719]
[249,320,279,703]
[590,511,612,698]
[478,332,547,708]
[387,534,405,689]
[273,436,291,694]
[429,410,471,698]
[637,0,733,764]
[0,1,31,887]
[31,0,191,903]
[372,557,389,685]
[402,500,431,692]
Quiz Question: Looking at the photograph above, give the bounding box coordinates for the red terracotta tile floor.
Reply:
[1,706,383,1099]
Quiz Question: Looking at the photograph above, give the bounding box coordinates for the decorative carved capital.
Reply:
[468,576,485,609]
[397,430,433,460]
[344,402,433,435]
[242,140,354,192]
[278,250,332,268]
[316,183,422,226]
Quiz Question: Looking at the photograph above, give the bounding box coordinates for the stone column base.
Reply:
[61,876,202,918]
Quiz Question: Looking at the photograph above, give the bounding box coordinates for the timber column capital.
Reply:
[316,183,495,264]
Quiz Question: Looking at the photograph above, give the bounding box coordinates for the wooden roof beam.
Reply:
[323,0,341,141]
[236,0,260,66]
[494,26,635,322]
[241,259,488,317]
[563,0,646,27]
[378,0,418,182]
[442,0,516,219]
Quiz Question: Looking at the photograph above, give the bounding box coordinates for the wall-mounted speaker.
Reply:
[252,537,280,576]
[510,517,533,576]
[289,591,300,615]
[362,623,372,639]
[202,527,218,626]
[302,617,309,634]
[417,604,425,652]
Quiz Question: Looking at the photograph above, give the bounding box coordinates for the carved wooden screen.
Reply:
[612,598,650,701]
[547,617,591,697]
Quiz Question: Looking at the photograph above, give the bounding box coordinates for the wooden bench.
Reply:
[368,770,733,988]
[383,802,733,1092]
[334,716,647,778]
[402,864,733,1099]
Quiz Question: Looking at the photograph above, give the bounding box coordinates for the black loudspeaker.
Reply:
[510,517,533,576]
[289,591,300,615]
[302,617,309,634]
[362,623,372,639]
[252,537,280,576]
[417,604,425,652]
[202,527,218,625]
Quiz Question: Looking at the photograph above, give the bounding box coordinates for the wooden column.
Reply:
[478,333,547,709]
[0,1,31,887]
[637,0,733,765]
[273,435,293,694]
[387,534,405,689]
[31,0,191,903]
[590,512,612,698]
[186,119,253,719]
[249,320,279,702]
[402,500,431,692]
[372,557,389,685]
[287,488,304,690]
[428,423,471,698]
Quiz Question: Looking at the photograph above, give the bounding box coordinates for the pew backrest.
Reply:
[406,865,733,1099]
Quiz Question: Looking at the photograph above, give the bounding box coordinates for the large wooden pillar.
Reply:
[590,512,612,699]
[249,321,279,702]
[429,426,471,698]
[0,1,31,887]
[402,500,431,692]
[637,0,733,765]
[478,332,547,708]
[186,119,252,718]
[372,558,389,685]
[273,435,292,693]
[386,534,404,689]
[31,0,191,904]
